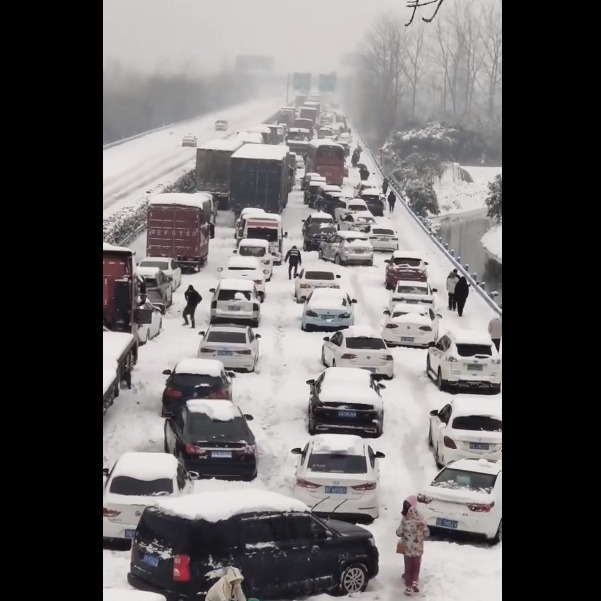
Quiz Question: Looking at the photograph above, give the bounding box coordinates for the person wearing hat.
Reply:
[446,268,460,311]
[206,566,247,601]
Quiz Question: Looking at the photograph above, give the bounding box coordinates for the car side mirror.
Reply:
[103,468,109,477]
[306,379,315,385]
[199,331,205,335]
[255,334,261,338]
[432,288,438,292]
[430,410,438,416]
[424,261,429,265]
[335,274,341,278]
[227,371,236,378]
[162,369,172,375]
[188,471,200,480]
[351,299,357,303]
[209,288,216,293]
[384,259,390,264]
[383,310,390,315]
[323,336,330,341]
[428,342,436,347]
[291,447,302,454]
[375,451,386,459]
[244,414,254,421]
[436,314,442,319]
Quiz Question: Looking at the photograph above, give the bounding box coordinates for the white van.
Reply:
[242,213,288,265]
[235,239,273,280]
[209,278,261,328]
[235,208,266,242]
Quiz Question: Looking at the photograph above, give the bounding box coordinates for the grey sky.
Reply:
[103,0,406,74]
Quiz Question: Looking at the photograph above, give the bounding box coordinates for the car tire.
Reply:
[428,425,433,447]
[437,368,447,391]
[337,563,369,595]
[426,356,432,376]
[491,520,502,544]
[318,249,324,261]
[321,349,328,367]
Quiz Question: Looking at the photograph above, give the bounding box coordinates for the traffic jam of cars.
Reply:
[103,101,502,599]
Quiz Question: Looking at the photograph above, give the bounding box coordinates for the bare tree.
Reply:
[405,0,447,26]
[455,1,483,116]
[403,22,427,120]
[433,14,463,118]
[479,0,502,117]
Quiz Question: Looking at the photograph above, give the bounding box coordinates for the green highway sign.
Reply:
[318,72,337,92]
[293,72,312,92]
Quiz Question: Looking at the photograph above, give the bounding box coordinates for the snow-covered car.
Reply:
[384,251,429,289]
[382,303,441,348]
[197,324,260,372]
[388,279,437,311]
[338,212,376,233]
[137,300,163,345]
[306,367,385,437]
[321,326,394,379]
[359,188,385,216]
[291,434,385,521]
[302,211,335,235]
[234,238,273,281]
[428,397,502,467]
[217,256,269,302]
[214,120,228,131]
[234,207,266,240]
[318,231,374,266]
[426,329,502,393]
[333,198,370,222]
[301,288,357,332]
[209,279,261,327]
[294,266,341,303]
[301,171,321,191]
[417,458,502,543]
[323,184,342,197]
[138,257,182,292]
[369,222,399,252]
[102,452,195,542]
[182,134,197,147]
[354,180,379,197]
[137,266,173,314]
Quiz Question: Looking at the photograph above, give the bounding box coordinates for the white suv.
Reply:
[426,329,502,394]
[209,278,261,328]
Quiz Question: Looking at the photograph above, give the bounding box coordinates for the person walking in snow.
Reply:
[382,177,389,195]
[454,276,470,317]
[446,268,460,311]
[387,190,397,212]
[359,165,370,181]
[285,245,302,279]
[396,495,429,595]
[488,315,502,352]
[182,284,202,329]
[205,566,247,601]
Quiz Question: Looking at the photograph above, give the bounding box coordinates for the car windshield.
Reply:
[307,453,367,474]
[455,344,493,357]
[432,468,497,493]
[372,229,394,235]
[141,261,168,269]
[217,290,252,301]
[228,267,256,272]
[144,278,158,288]
[349,204,365,211]
[396,285,427,294]
[186,415,248,440]
[109,476,174,496]
[239,247,266,257]
[311,218,332,225]
[207,331,247,343]
[345,337,386,350]
[172,374,223,388]
[452,415,502,432]
[392,257,421,266]
[305,271,335,280]
[246,227,278,242]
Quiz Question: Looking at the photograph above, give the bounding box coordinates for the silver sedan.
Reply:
[197,324,260,372]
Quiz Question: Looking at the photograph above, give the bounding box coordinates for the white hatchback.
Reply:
[382,302,441,348]
[217,256,269,302]
[417,458,502,544]
[291,434,385,521]
[235,239,273,281]
[389,280,438,311]
[209,279,261,328]
[321,326,394,379]
[102,452,195,542]
[295,266,341,303]
[138,257,182,292]
[428,397,502,467]
[197,324,260,372]
[426,328,502,393]
[137,300,163,345]
[369,222,399,252]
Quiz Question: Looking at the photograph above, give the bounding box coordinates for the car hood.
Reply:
[324,518,372,538]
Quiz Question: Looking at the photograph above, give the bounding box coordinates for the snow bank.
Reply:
[103,589,166,601]
[481,224,502,263]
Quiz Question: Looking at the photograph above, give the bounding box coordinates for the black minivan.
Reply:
[128,489,379,600]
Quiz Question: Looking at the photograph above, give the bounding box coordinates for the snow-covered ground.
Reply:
[103,137,501,600]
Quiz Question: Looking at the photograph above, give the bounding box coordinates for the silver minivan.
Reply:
[209,278,261,327]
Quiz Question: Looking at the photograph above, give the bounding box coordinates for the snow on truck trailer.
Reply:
[103,331,136,415]
[146,193,214,272]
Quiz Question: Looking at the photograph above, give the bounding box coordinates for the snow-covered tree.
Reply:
[485,173,502,223]
[405,180,440,217]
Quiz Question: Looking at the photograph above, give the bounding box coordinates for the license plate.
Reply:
[401,337,414,342]
[228,305,242,311]
[436,518,458,529]
[338,410,357,418]
[470,442,490,450]
[325,486,347,494]
[468,364,483,371]
[320,315,333,320]
[211,451,232,458]
[124,529,135,539]
[142,555,160,568]
[218,351,233,356]
[405,299,418,304]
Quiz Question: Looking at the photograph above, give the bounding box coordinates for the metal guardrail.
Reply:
[351,125,502,316]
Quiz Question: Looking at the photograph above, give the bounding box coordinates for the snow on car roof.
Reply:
[348,199,368,207]
[289,127,310,133]
[320,367,383,407]
[186,399,240,421]
[149,193,209,210]
[309,140,344,150]
[450,458,502,475]
[231,144,288,161]
[155,489,309,522]
[218,278,256,291]
[446,328,495,346]
[198,139,244,152]
[227,256,261,269]
[307,287,348,308]
[391,302,430,314]
[260,212,282,222]
[208,324,248,331]
[451,397,502,420]
[362,188,383,196]
[391,250,425,260]
[305,172,320,178]
[395,280,429,290]
[103,367,117,394]
[309,180,326,188]
[103,242,132,254]
[137,266,162,277]
[246,125,271,134]
[240,208,265,218]
[113,452,179,480]
[311,434,365,455]
[103,331,135,360]
[174,358,224,376]
[337,230,369,239]
[323,185,342,192]
[344,326,379,339]
[103,588,167,601]
[239,238,269,247]
[309,212,333,219]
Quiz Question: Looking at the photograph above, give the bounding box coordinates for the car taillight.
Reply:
[165,387,183,398]
[211,300,217,309]
[185,443,198,454]
[103,507,121,517]
[306,310,318,316]
[467,502,495,512]
[252,304,260,311]
[492,358,501,364]
[234,443,256,456]
[443,436,457,449]
[417,493,432,504]
[207,389,229,399]
[236,349,252,355]
[419,326,432,331]
[200,348,214,353]
[352,481,377,491]
[385,324,398,329]
[173,554,191,582]
[296,478,320,489]
[341,353,357,359]
[338,312,351,318]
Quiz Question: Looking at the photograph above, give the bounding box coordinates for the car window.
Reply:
[345,337,386,350]
[239,515,292,546]
[291,514,328,540]
[438,404,451,423]
[207,331,247,343]
[109,476,173,496]
[433,468,498,493]
[455,344,493,357]
[185,415,249,440]
[217,289,252,301]
[307,453,367,474]
[305,271,335,280]
[172,374,223,388]
[452,415,502,432]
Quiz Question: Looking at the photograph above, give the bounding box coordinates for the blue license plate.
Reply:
[470,442,490,450]
[211,451,232,458]
[338,410,357,418]
[468,364,483,371]
[124,529,135,539]
[320,315,333,320]
[142,554,160,568]
[436,518,458,529]
[218,351,233,356]
[325,486,347,494]
[401,337,414,342]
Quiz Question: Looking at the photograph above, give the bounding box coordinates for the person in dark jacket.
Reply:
[382,177,389,195]
[182,285,202,328]
[351,149,359,168]
[285,245,302,279]
[359,166,370,181]
[454,276,470,317]
[388,190,397,212]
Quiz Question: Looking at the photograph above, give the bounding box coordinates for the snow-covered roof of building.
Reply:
[307,288,349,309]
[103,588,167,601]
[343,326,379,339]
[450,397,502,420]
[446,328,494,346]
[103,367,117,394]
[231,144,288,161]
[391,250,426,260]
[311,434,365,455]
[149,193,209,209]
[103,331,135,361]
[239,238,269,248]
[320,367,382,407]
[155,489,309,522]
[219,278,256,291]
[173,358,224,376]
[227,256,261,270]
[103,242,132,254]
[186,399,240,421]
[112,452,179,480]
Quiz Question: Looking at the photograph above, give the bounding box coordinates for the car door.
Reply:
[295,269,305,296]
[430,335,448,373]
[326,331,343,364]
[432,404,451,450]
[322,236,334,261]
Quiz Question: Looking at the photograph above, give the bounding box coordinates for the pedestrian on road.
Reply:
[396,495,429,596]
[285,245,302,279]
[382,177,389,195]
[454,276,470,317]
[206,566,247,601]
[446,269,460,311]
[488,315,502,352]
[182,285,202,329]
[388,190,397,212]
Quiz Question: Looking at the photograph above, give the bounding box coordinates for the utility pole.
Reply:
[286,73,290,105]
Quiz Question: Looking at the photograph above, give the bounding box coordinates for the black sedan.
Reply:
[164,399,258,481]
